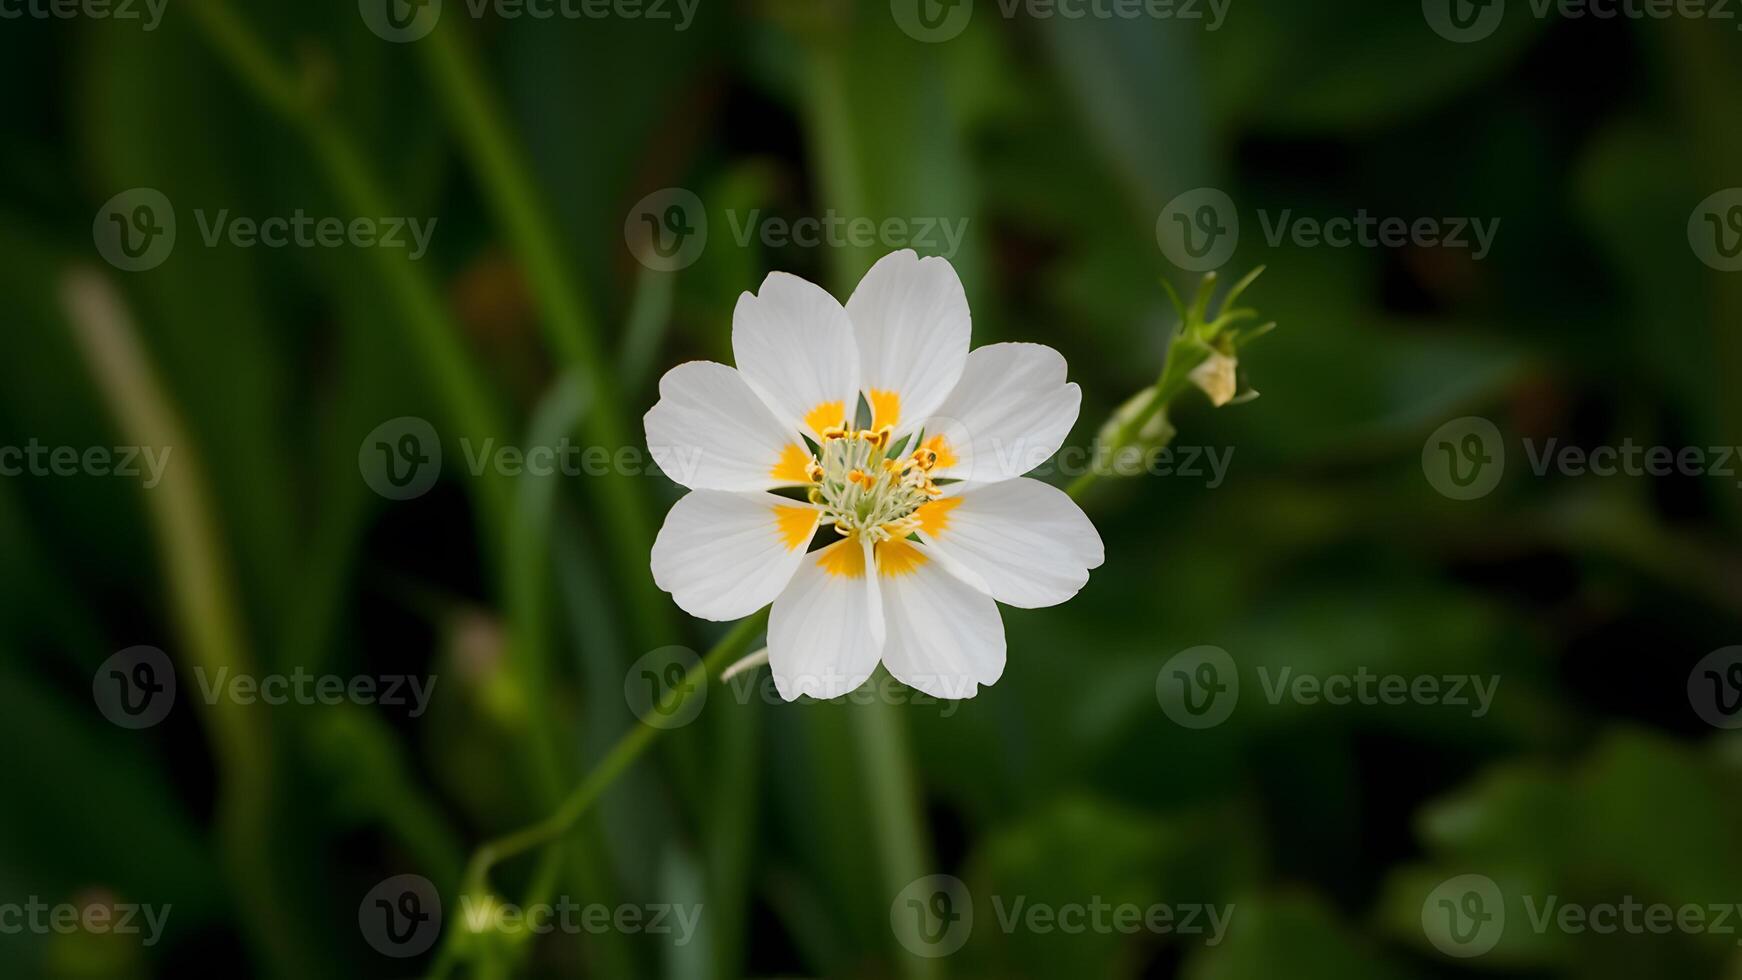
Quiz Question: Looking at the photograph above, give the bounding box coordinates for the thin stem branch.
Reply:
[420,22,666,646]
[184,0,514,527]
[427,610,769,978]
[60,269,312,978]
[1066,333,1208,498]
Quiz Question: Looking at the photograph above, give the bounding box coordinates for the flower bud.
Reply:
[1189,350,1238,407]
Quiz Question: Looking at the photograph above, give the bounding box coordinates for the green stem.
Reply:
[1066,335,1209,499]
[432,444,1124,977]
[59,269,311,978]
[428,611,769,978]
[185,0,514,529]
[420,22,666,647]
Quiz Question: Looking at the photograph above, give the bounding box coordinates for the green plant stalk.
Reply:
[435,432,1156,977]
[495,376,639,976]
[1066,335,1209,499]
[426,610,770,979]
[184,0,514,532]
[59,269,317,979]
[420,22,667,648]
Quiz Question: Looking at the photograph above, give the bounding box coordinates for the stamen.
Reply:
[792,418,949,546]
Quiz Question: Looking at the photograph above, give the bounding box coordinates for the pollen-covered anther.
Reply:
[822,424,850,441]
[805,460,825,483]
[913,448,938,470]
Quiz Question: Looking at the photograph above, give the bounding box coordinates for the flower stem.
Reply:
[433,452,1116,977]
[1065,335,1208,499]
[428,610,768,978]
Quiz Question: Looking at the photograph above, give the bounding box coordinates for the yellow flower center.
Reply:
[805,423,941,542]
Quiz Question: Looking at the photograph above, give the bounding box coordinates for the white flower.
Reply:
[645,250,1104,701]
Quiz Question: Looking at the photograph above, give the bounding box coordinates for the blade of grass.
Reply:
[59,267,322,979]
[419,21,667,649]
[184,0,515,538]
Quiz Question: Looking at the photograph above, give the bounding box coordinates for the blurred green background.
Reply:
[4,0,1742,976]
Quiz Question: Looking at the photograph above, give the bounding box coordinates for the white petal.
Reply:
[651,491,820,622]
[876,538,1006,699]
[917,343,1081,484]
[768,538,884,701]
[845,250,971,435]
[644,361,815,490]
[913,478,1104,609]
[732,272,862,441]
